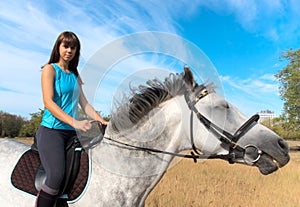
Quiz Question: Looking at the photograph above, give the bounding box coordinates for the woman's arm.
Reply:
[41,64,91,131]
[78,81,109,125]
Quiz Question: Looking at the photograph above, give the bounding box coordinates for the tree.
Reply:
[19,110,44,137]
[0,111,26,137]
[275,48,300,136]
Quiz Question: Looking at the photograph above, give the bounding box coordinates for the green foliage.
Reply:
[0,111,26,138]
[19,110,44,137]
[102,114,111,121]
[260,117,300,140]
[275,48,300,137]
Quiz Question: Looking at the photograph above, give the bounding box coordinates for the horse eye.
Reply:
[215,100,230,109]
[223,102,230,109]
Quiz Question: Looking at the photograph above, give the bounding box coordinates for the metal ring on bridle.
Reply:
[243,144,262,163]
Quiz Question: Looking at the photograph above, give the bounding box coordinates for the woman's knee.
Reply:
[46,167,65,189]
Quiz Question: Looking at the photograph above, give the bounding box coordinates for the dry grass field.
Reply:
[12,138,300,206]
[145,142,300,207]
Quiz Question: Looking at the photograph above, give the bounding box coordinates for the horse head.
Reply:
[183,66,290,175]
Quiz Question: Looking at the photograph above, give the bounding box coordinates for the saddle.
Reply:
[11,136,90,205]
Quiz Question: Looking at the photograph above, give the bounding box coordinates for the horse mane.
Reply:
[110,72,213,132]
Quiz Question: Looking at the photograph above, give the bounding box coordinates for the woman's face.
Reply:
[59,42,77,63]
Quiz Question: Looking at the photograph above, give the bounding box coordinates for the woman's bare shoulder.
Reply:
[43,64,56,72]
[41,64,56,77]
[42,63,55,70]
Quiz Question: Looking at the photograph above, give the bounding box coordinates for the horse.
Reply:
[0,67,289,207]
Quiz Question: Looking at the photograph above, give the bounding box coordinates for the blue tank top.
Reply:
[41,63,80,130]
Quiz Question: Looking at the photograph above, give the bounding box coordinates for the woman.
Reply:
[35,31,108,207]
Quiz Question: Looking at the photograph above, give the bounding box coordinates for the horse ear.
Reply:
[183,66,196,90]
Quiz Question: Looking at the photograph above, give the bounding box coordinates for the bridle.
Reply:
[184,87,262,164]
[92,87,262,165]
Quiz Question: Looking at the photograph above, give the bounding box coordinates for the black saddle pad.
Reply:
[11,149,90,201]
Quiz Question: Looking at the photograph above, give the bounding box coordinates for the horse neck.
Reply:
[85,97,200,206]
[93,96,189,178]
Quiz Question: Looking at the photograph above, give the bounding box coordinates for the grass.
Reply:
[145,150,300,207]
[12,138,300,206]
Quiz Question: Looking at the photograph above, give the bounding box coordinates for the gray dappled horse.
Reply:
[0,67,289,206]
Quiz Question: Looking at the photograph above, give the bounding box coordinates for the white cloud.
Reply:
[0,0,298,118]
[259,73,276,81]
[220,73,283,116]
[197,0,300,44]
[0,0,198,117]
[0,42,45,92]
[221,73,279,95]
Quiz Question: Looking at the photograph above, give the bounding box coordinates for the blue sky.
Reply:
[0,0,299,119]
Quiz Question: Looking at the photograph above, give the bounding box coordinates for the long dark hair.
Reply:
[47,31,81,77]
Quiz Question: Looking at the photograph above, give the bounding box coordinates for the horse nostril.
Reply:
[278,139,289,153]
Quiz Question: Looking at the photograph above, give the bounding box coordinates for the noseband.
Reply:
[185,87,261,164]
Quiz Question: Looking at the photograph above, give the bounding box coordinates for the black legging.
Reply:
[36,126,76,195]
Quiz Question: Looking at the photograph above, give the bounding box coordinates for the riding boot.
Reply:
[35,189,57,207]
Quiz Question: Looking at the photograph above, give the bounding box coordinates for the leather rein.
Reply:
[100,87,262,164]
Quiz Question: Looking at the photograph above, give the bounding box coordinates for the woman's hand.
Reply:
[100,120,109,126]
[74,120,92,132]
